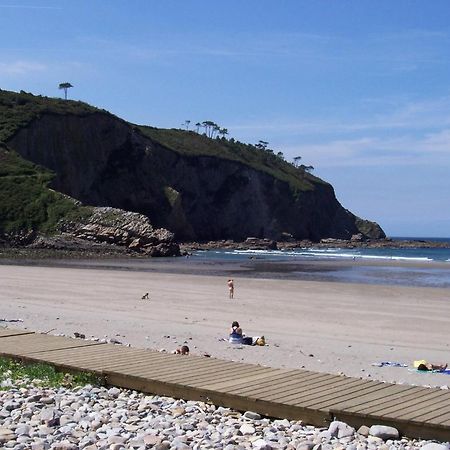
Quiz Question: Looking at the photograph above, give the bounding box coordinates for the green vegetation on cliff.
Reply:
[0,145,91,235]
[139,126,326,192]
[0,89,101,143]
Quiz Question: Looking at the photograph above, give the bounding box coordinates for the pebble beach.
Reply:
[0,379,448,450]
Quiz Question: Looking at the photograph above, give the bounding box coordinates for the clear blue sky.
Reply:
[1,1,449,237]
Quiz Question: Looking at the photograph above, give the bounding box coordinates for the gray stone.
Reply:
[252,439,273,450]
[50,443,78,450]
[107,387,121,398]
[244,411,262,420]
[420,444,449,450]
[328,421,355,439]
[357,425,370,437]
[0,428,16,444]
[240,423,256,435]
[109,445,125,450]
[318,430,332,440]
[296,442,315,450]
[368,425,399,440]
[15,424,30,436]
[171,442,190,450]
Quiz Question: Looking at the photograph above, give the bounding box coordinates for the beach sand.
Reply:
[1,261,450,388]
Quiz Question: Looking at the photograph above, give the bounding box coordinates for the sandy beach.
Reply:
[1,260,450,388]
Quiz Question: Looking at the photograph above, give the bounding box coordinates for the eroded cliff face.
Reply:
[8,112,385,241]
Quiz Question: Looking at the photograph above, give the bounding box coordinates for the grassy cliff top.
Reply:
[0,89,327,193]
[0,89,102,143]
[139,127,326,192]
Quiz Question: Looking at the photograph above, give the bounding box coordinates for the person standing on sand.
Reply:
[227,279,234,299]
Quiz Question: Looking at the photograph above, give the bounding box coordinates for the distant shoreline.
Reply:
[0,252,449,289]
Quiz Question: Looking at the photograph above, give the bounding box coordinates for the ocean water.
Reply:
[191,237,450,288]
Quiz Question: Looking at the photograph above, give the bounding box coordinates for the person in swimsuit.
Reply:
[227,279,234,299]
[415,360,447,371]
[229,321,243,344]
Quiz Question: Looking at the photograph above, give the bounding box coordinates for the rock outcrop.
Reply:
[60,207,180,256]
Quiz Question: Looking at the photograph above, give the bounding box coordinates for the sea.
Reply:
[191,237,450,289]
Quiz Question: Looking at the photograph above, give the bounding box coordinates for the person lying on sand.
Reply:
[172,345,190,355]
[414,359,448,371]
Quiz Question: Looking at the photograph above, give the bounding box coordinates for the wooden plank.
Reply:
[392,393,450,421]
[255,376,351,404]
[283,377,372,405]
[165,363,264,385]
[35,350,148,367]
[197,367,290,391]
[29,349,158,373]
[205,369,312,394]
[28,344,121,362]
[114,358,236,381]
[131,358,234,380]
[193,368,285,390]
[359,388,443,416]
[197,369,290,391]
[59,353,172,373]
[436,411,450,426]
[172,361,277,385]
[339,384,417,413]
[0,333,93,347]
[266,377,366,404]
[0,329,34,338]
[224,372,315,398]
[348,386,436,416]
[299,381,392,410]
[265,375,363,401]
[38,346,153,363]
[178,367,279,389]
[370,389,446,418]
[227,371,330,397]
[407,403,450,423]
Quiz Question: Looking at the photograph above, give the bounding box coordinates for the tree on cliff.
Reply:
[293,156,302,167]
[58,82,73,100]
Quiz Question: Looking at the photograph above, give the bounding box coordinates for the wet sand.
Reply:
[1,260,450,387]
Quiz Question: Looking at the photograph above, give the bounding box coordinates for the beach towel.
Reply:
[409,368,450,375]
[371,361,408,368]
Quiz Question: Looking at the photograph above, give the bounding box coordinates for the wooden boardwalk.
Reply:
[1,328,449,441]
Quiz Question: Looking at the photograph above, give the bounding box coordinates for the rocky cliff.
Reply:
[1,90,385,244]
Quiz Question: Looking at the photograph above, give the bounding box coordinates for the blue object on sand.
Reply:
[372,361,408,368]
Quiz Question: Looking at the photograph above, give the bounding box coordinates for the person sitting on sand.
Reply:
[173,345,190,355]
[229,321,243,344]
[141,292,149,300]
[227,279,234,299]
[414,359,448,372]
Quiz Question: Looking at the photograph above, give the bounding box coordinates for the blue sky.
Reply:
[1,1,449,237]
